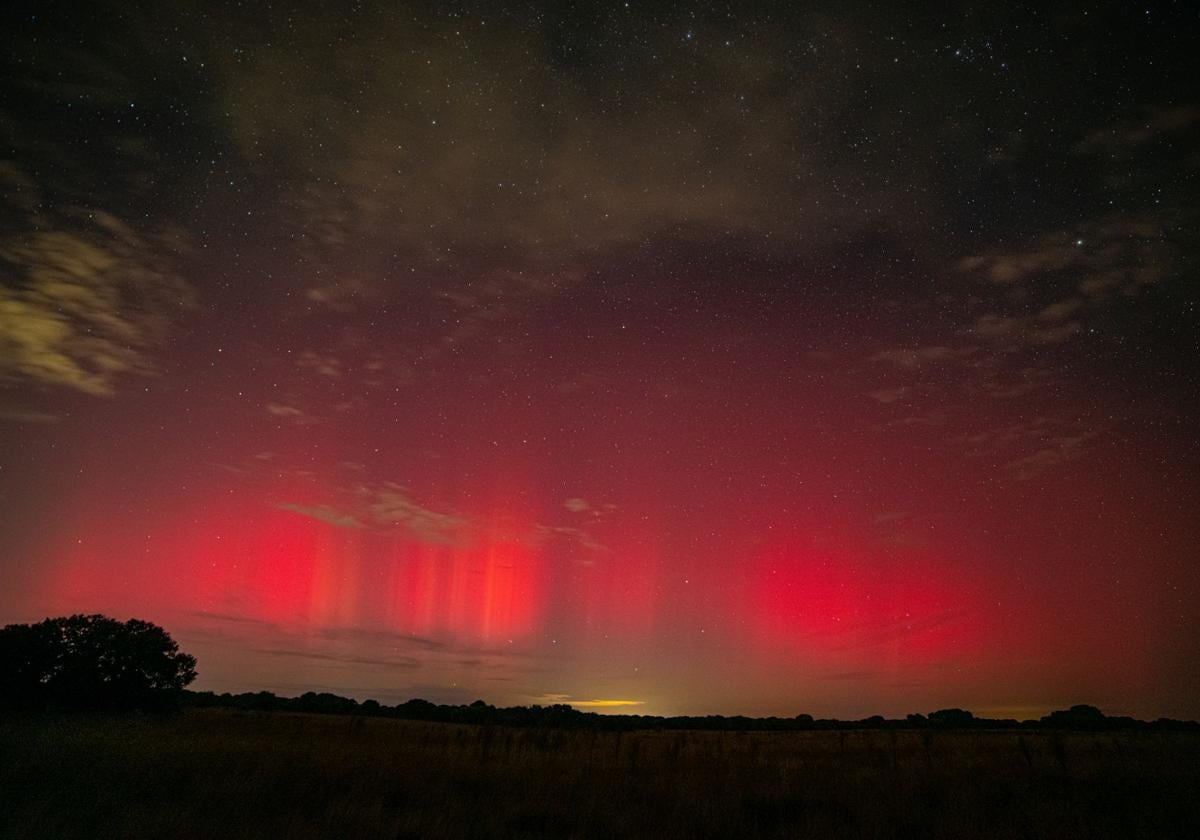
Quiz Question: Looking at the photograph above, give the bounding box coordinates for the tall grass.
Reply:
[1,710,1197,838]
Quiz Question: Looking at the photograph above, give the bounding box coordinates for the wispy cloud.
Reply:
[266,402,318,424]
[249,647,424,670]
[1074,104,1200,155]
[275,502,365,530]
[365,484,470,544]
[1003,432,1098,482]
[0,407,61,424]
[274,473,610,556]
[870,346,974,368]
[0,190,194,396]
[275,483,467,545]
[827,610,966,652]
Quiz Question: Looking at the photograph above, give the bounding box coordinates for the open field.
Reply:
[2,709,1198,839]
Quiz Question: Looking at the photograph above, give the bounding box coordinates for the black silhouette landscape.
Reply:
[2,615,1198,838]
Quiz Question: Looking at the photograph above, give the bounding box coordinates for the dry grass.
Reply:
[1,709,1197,839]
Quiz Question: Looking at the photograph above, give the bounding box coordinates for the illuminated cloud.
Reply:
[274,503,365,530]
[0,408,61,424]
[296,351,343,378]
[531,525,607,558]
[364,483,470,545]
[275,483,469,545]
[957,418,1102,482]
[0,200,194,396]
[266,403,316,424]
[867,386,910,404]
[1003,433,1098,482]
[870,346,973,369]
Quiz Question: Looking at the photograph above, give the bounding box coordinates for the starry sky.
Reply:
[2,0,1198,719]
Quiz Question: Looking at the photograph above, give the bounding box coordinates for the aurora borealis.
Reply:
[1,1,1197,719]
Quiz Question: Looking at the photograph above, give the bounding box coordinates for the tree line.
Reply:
[182,690,1200,732]
[3,614,1196,731]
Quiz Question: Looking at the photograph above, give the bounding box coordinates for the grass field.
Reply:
[2,709,1197,839]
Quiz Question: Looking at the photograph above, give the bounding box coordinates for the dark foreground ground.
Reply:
[2,710,1198,839]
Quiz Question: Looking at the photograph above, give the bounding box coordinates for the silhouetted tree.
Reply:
[0,614,197,711]
[928,708,975,727]
[297,691,358,715]
[1041,704,1108,729]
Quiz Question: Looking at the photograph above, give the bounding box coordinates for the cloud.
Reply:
[275,502,365,530]
[1036,298,1084,323]
[266,402,317,424]
[956,417,1102,482]
[265,458,611,556]
[189,610,275,627]
[0,407,61,424]
[200,3,938,354]
[296,351,342,378]
[531,525,607,559]
[0,198,194,395]
[973,311,1082,346]
[870,346,974,368]
[1003,432,1097,482]
[958,219,1174,298]
[829,610,966,652]
[867,386,910,404]
[956,215,1180,354]
[275,483,468,545]
[975,371,1050,400]
[316,626,444,651]
[1075,105,1200,156]
[249,647,423,670]
[365,484,470,545]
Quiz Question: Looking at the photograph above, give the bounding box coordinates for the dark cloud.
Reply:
[316,626,445,651]
[829,610,968,652]
[1002,432,1099,483]
[249,647,423,670]
[1075,104,1200,156]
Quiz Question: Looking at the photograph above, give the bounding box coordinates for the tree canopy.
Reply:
[0,614,197,711]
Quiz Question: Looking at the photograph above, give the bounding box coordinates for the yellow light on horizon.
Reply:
[569,699,646,708]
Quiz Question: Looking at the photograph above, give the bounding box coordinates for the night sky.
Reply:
[2,1,1198,719]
